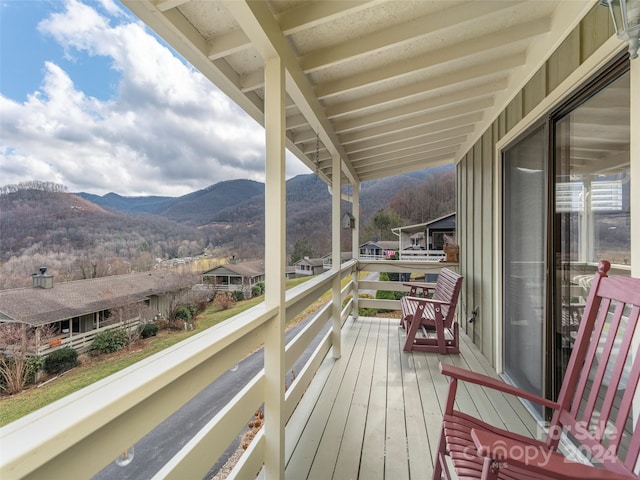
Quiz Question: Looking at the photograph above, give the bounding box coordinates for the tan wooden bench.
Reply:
[433,260,640,480]
[400,268,463,354]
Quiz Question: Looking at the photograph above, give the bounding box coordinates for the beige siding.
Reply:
[456,5,612,367]
[472,141,483,345]
[480,129,494,358]
[523,66,546,117]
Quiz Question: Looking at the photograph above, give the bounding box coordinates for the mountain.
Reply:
[0,166,455,287]
[157,179,264,225]
[77,179,265,226]
[77,192,174,213]
[78,170,445,226]
[0,188,205,267]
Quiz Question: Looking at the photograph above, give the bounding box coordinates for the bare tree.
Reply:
[0,323,53,394]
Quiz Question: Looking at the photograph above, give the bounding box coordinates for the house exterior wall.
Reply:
[456,4,630,366]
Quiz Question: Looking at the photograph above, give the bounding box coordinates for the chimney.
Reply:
[32,267,54,289]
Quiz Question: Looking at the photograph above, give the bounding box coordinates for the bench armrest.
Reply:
[439,363,559,409]
[471,429,635,480]
[402,282,435,289]
[403,296,450,306]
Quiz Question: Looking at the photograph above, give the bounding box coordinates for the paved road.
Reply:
[94,313,330,480]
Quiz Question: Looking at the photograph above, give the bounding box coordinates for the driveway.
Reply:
[94,312,329,480]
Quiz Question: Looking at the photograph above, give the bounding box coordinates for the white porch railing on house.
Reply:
[35,318,144,356]
[398,249,446,262]
[359,251,446,262]
[0,260,456,480]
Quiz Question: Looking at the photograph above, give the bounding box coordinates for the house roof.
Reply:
[203,260,265,278]
[0,271,193,327]
[294,257,324,267]
[322,252,353,262]
[360,240,398,250]
[392,213,456,235]
[121,1,593,186]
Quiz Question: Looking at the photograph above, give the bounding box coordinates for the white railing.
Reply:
[397,249,445,262]
[0,259,455,480]
[36,319,143,356]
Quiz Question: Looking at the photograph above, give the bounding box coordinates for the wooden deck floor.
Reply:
[284,316,540,479]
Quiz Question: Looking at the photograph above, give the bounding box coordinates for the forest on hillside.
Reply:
[0,169,455,289]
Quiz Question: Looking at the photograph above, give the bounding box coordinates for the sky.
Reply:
[0,0,310,197]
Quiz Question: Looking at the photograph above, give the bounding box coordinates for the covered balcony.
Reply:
[1,1,638,479]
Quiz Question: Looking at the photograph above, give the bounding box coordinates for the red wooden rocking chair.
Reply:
[434,261,640,479]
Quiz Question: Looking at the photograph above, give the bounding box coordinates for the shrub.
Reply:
[92,329,127,354]
[25,355,44,384]
[174,306,192,322]
[357,293,378,317]
[232,290,245,302]
[252,282,265,297]
[43,348,78,375]
[140,323,159,338]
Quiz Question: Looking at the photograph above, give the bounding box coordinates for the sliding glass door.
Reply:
[553,70,630,396]
[502,57,630,407]
[503,125,547,398]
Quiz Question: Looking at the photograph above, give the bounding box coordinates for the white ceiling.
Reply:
[122,0,597,186]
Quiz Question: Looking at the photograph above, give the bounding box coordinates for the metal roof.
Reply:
[121,0,595,186]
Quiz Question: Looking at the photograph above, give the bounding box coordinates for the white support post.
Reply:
[631,59,639,279]
[263,55,286,480]
[331,155,342,359]
[630,58,639,445]
[351,181,360,320]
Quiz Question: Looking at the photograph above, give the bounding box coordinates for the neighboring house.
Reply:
[0,268,193,355]
[322,252,352,270]
[202,260,265,296]
[359,240,398,259]
[392,213,456,261]
[293,257,325,276]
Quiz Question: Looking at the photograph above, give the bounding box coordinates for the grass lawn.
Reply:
[0,276,322,427]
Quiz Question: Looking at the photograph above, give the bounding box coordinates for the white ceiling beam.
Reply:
[316,17,550,100]
[207,29,251,60]
[344,117,480,155]
[155,0,190,13]
[325,57,519,119]
[286,113,308,130]
[333,84,498,134]
[347,128,472,162]
[121,1,265,125]
[338,99,491,145]
[358,154,455,181]
[222,0,357,185]
[300,1,522,73]
[351,145,460,172]
[454,0,596,163]
[276,1,378,35]
[349,135,468,164]
[207,2,379,71]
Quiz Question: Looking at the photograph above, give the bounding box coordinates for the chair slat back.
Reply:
[551,261,640,476]
[433,268,463,326]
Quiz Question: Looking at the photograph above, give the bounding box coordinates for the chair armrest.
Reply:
[402,282,435,290]
[471,429,635,480]
[404,296,450,306]
[439,363,559,409]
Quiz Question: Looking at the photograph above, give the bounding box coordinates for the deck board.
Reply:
[285,316,540,479]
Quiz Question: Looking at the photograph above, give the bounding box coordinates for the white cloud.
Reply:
[0,0,310,196]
